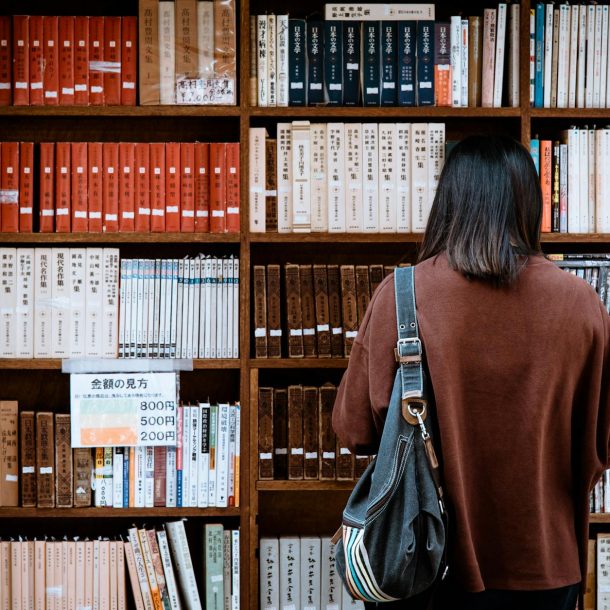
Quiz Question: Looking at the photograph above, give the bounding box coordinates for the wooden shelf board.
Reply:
[0,359,240,369]
[249,358,349,369]
[250,233,424,243]
[531,109,610,119]
[590,514,610,523]
[250,107,522,118]
[0,232,240,244]
[0,106,240,118]
[0,507,241,518]
[256,481,355,491]
[540,233,610,243]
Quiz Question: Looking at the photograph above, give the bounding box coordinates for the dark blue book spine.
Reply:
[398,21,416,106]
[534,2,544,108]
[381,21,397,105]
[307,20,324,105]
[416,20,434,106]
[343,22,361,106]
[324,21,343,105]
[122,448,129,507]
[289,19,307,106]
[363,21,381,106]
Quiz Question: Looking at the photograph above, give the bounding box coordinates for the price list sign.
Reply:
[70,372,178,447]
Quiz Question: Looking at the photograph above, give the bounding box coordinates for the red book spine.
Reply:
[12,16,29,106]
[225,142,240,233]
[103,17,121,106]
[1,142,19,232]
[180,143,195,232]
[103,142,119,232]
[119,142,135,232]
[209,143,226,233]
[55,142,71,232]
[71,142,88,232]
[165,143,181,232]
[194,142,210,232]
[39,143,55,232]
[0,17,11,106]
[134,143,150,232]
[87,142,103,232]
[28,16,44,105]
[74,16,89,105]
[43,16,59,105]
[540,139,552,233]
[19,142,34,232]
[150,143,166,232]
[120,16,137,106]
[58,16,75,105]
[88,17,104,105]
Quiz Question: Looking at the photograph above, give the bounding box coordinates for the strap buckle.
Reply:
[394,336,422,364]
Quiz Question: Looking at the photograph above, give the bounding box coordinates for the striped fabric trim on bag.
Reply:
[342,525,399,602]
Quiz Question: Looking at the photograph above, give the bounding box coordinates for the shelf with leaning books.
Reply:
[0,506,241,518]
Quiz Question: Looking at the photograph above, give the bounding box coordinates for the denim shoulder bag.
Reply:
[333,265,448,603]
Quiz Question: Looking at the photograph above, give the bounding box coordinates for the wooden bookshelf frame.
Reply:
[2,0,610,607]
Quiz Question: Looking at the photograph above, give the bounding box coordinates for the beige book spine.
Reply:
[34,540,45,610]
[84,540,94,610]
[75,541,85,610]
[123,542,146,610]
[67,541,76,610]
[481,8,496,107]
[138,0,161,105]
[116,541,126,610]
[0,401,19,506]
[109,540,118,610]
[12,541,22,610]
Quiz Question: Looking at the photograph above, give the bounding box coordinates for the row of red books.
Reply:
[0,15,136,106]
[0,142,240,233]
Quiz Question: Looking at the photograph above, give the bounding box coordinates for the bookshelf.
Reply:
[2,0,609,607]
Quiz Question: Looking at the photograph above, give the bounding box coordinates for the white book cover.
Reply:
[566,127,580,233]
[249,127,267,232]
[216,403,230,507]
[461,19,469,107]
[396,123,411,233]
[118,259,127,357]
[156,531,182,610]
[607,13,610,107]
[192,258,202,358]
[169,259,179,358]
[341,586,364,610]
[267,14,277,107]
[222,258,230,358]
[231,530,239,610]
[197,1,214,79]
[189,403,200,507]
[378,123,397,232]
[493,3,507,108]
[152,260,161,358]
[568,5,579,107]
[182,404,192,508]
[175,259,185,358]
[598,534,610,610]
[198,403,210,508]
[579,128,589,232]
[411,124,429,233]
[112,448,124,508]
[428,123,446,213]
[68,249,86,358]
[321,538,342,610]
[159,1,176,104]
[204,257,213,359]
[300,538,321,610]
[130,259,139,358]
[144,446,154,508]
[184,259,195,359]
[215,258,224,359]
[259,538,279,610]
[345,123,363,232]
[279,537,300,610]
[362,124,379,232]
[257,15,269,107]
[166,445,177,508]
[15,248,34,358]
[543,3,554,108]
[277,123,293,232]
[51,248,70,358]
[209,257,218,359]
[145,259,155,357]
[226,259,234,359]
[593,5,603,108]
[232,257,239,358]
[324,4,435,20]
[134,446,145,507]
[508,5,519,107]
[292,121,313,232]
[140,259,150,357]
[310,123,329,232]
[596,129,608,232]
[102,249,120,358]
[585,5,595,108]
[556,4,569,109]
[602,129,610,232]
[277,15,289,107]
[450,16,462,107]
[34,248,52,358]
[198,255,207,359]
[327,122,346,232]
[164,521,203,610]
[588,127,596,232]
[601,6,609,108]
[124,259,133,359]
[136,259,145,357]
[577,5,587,108]
[158,260,168,358]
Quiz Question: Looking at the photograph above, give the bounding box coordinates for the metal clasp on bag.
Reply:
[402,398,429,437]
[394,336,422,364]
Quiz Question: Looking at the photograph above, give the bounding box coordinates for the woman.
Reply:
[332,135,610,610]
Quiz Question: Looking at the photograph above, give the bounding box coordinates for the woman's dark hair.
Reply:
[418,134,542,285]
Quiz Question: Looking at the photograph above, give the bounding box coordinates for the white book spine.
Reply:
[508,4,519,107]
[231,530,239,610]
[159,1,176,104]
[267,15,277,107]
[102,248,120,358]
[215,258,224,358]
[300,538,321,610]
[130,259,139,358]
[198,403,210,508]
[165,521,203,610]
[208,405,217,506]
[192,258,201,358]
[197,256,206,358]
[232,258,239,358]
[51,248,69,358]
[216,403,230,507]
[170,259,179,358]
[226,258,233,359]
[197,1,214,79]
[136,259,145,357]
[568,5,579,108]
[146,259,155,357]
[227,405,236,505]
[183,259,194,359]
[204,258,212,359]
[579,128,589,232]
[221,258,229,358]
[543,3,554,108]
[607,10,610,107]
[567,127,580,233]
[556,5,569,109]
[450,16,462,107]
[588,127,596,232]
[345,123,363,232]
[411,123,429,233]
[34,249,52,358]
[482,9,496,108]
[378,123,397,232]
[292,121,313,232]
[428,123,446,213]
[156,531,182,610]
[112,449,124,508]
[259,538,279,610]
[279,537,301,610]
[15,248,34,358]
[362,123,379,232]
[310,123,329,232]
[257,15,268,107]
[577,5,587,108]
[189,403,200,507]
[602,129,610,231]
[277,15,289,107]
[144,446,154,508]
[182,404,192,507]
[461,19,469,107]
[601,6,609,108]
[586,5,595,108]
[396,123,411,232]
[134,447,145,507]
[249,127,267,232]
[596,128,605,232]
[277,123,293,232]
[175,259,184,358]
[158,260,167,357]
[327,122,346,232]
[118,260,127,357]
[321,538,342,610]
[166,446,177,508]
[593,5,603,107]
[493,3,507,107]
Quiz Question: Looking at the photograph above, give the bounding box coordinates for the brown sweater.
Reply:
[332,253,610,592]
